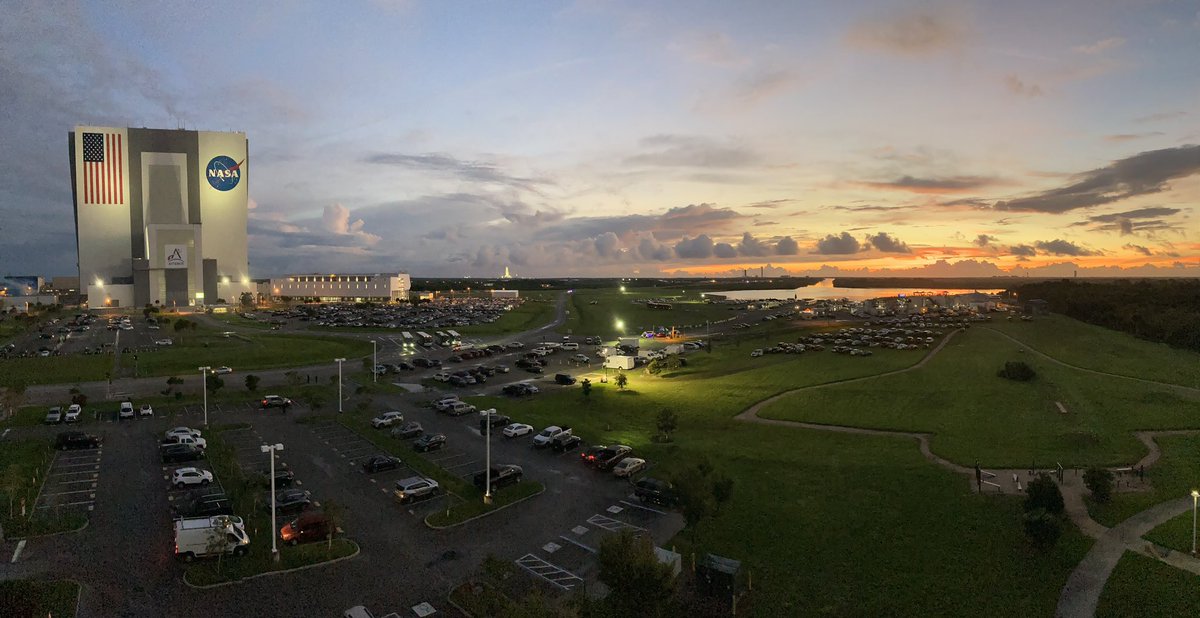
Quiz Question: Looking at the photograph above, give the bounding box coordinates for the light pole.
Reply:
[261,443,284,562]
[484,415,492,505]
[334,358,346,413]
[1191,489,1199,555]
[372,340,378,383]
[198,366,211,426]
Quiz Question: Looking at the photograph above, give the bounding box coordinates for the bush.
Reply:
[1083,467,1114,503]
[1023,508,1062,549]
[998,361,1036,381]
[1023,473,1064,515]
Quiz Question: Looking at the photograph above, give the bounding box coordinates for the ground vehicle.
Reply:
[262,467,295,488]
[174,516,249,561]
[583,445,636,470]
[362,455,402,473]
[604,356,635,370]
[502,383,534,397]
[750,349,763,357]
[480,414,511,431]
[166,427,202,440]
[172,467,213,489]
[118,401,134,419]
[447,402,475,417]
[562,342,580,351]
[432,396,460,411]
[551,433,582,452]
[139,403,154,416]
[448,375,469,387]
[213,366,232,374]
[393,477,441,504]
[371,411,404,428]
[554,373,577,385]
[265,488,312,515]
[502,423,533,437]
[261,395,292,409]
[533,425,570,448]
[64,404,82,423]
[396,361,415,371]
[634,477,679,506]
[584,336,601,345]
[507,341,524,349]
[155,338,173,346]
[524,364,544,374]
[280,511,333,545]
[572,354,590,363]
[162,434,207,450]
[413,434,446,452]
[391,421,423,439]
[56,431,101,450]
[173,494,233,518]
[473,465,523,492]
[162,444,206,464]
[613,457,647,478]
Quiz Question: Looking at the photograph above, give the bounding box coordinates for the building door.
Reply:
[165,269,189,307]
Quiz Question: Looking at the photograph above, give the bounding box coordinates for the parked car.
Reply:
[572,354,590,363]
[432,396,460,412]
[480,414,512,432]
[280,511,333,545]
[413,434,447,452]
[634,477,678,506]
[612,457,647,478]
[166,427,202,440]
[533,425,570,448]
[371,411,404,428]
[554,373,577,385]
[118,401,135,420]
[391,422,423,439]
[262,467,296,488]
[362,455,402,473]
[750,349,763,358]
[265,488,312,516]
[395,361,416,371]
[161,444,206,464]
[260,395,292,409]
[473,464,523,492]
[161,434,207,450]
[551,434,582,453]
[172,467,214,489]
[502,423,533,438]
[524,365,544,374]
[139,403,154,417]
[393,477,441,504]
[446,402,475,417]
[213,366,233,375]
[493,364,511,374]
[507,341,524,349]
[173,494,233,518]
[582,445,633,470]
[55,431,101,450]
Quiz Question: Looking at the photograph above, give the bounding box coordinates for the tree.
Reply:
[580,378,591,401]
[244,374,260,392]
[1023,508,1062,549]
[0,382,27,421]
[362,357,373,372]
[674,468,716,543]
[321,498,347,553]
[1024,473,1064,515]
[1083,467,1115,504]
[205,525,229,573]
[597,530,677,617]
[205,373,225,395]
[998,360,1036,381]
[615,372,628,390]
[656,409,678,442]
[712,473,734,513]
[239,292,254,308]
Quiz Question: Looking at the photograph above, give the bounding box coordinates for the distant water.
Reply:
[713,278,1003,302]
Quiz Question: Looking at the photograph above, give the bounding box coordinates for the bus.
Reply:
[446,330,461,343]
[416,332,434,347]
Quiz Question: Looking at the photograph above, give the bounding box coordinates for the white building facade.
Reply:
[70,126,253,308]
[263,274,411,302]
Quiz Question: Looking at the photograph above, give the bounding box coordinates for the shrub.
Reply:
[998,361,1036,381]
[1083,467,1114,504]
[1023,508,1062,549]
[1023,473,1064,515]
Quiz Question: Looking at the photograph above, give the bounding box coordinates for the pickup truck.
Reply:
[532,425,570,448]
[162,434,208,450]
[473,464,523,492]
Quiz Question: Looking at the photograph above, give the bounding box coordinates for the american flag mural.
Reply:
[81,131,123,204]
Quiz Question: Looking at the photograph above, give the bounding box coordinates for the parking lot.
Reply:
[34,444,104,518]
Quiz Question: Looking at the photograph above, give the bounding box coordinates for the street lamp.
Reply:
[1191,489,1199,555]
[484,413,493,506]
[334,358,346,413]
[198,366,211,426]
[261,443,284,562]
[372,340,378,383]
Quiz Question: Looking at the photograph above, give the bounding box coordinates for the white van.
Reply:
[174,516,250,561]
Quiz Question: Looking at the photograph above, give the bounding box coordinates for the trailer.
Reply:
[604,355,635,370]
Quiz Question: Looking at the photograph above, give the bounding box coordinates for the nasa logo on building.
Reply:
[205,155,244,191]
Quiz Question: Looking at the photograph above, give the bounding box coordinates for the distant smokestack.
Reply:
[743,269,747,278]
[760,266,764,278]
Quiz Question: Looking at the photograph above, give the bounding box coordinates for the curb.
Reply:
[424,484,546,530]
[10,516,91,541]
[182,540,361,589]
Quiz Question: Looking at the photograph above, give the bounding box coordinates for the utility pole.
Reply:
[334,358,346,413]
[198,366,210,426]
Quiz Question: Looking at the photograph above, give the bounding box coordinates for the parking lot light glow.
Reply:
[620,285,626,292]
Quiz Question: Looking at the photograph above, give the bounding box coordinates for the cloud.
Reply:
[625,135,759,168]
[859,175,995,194]
[813,232,862,255]
[832,204,910,212]
[1073,37,1125,54]
[674,234,715,259]
[594,232,621,258]
[1068,207,1184,237]
[1034,239,1100,256]
[745,199,793,209]
[865,232,912,253]
[737,232,772,257]
[1123,243,1153,256]
[845,6,967,55]
[363,152,550,191]
[636,236,674,261]
[320,204,381,245]
[993,145,1200,213]
[713,243,738,258]
[541,203,744,242]
[1135,111,1188,123]
[728,68,802,107]
[1009,244,1038,257]
[973,234,998,247]
[1104,132,1164,142]
[1004,74,1043,97]
[776,236,799,255]
[669,31,745,67]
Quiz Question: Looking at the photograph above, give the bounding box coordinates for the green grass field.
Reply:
[454,292,559,337]
[565,287,739,340]
[1096,552,1200,617]
[205,312,273,329]
[0,438,87,537]
[0,579,79,617]
[0,354,115,388]
[134,330,372,377]
[1088,434,1200,528]
[756,327,1200,467]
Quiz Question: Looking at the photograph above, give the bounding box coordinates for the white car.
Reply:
[433,372,450,382]
[371,411,404,428]
[213,366,232,375]
[507,341,524,349]
[155,338,173,346]
[572,354,590,363]
[750,349,763,358]
[531,348,549,356]
[562,342,580,351]
[612,457,647,478]
[432,396,460,412]
[166,427,202,440]
[139,403,154,417]
[502,423,533,438]
[119,401,135,419]
[165,434,207,449]
[65,404,82,423]
[172,467,213,489]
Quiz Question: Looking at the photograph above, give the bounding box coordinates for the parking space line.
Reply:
[51,463,100,469]
[442,460,478,471]
[36,500,95,509]
[39,489,96,497]
[558,535,598,554]
[587,514,645,533]
[514,554,584,590]
[48,470,98,477]
[56,454,101,462]
[619,499,667,515]
[56,479,98,485]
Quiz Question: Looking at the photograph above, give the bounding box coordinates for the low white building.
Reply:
[490,289,519,299]
[262,273,411,302]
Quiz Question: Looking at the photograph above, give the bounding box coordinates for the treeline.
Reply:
[1015,279,1200,352]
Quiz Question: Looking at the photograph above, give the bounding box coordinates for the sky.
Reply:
[1,0,1198,279]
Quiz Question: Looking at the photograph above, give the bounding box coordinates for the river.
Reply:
[713,278,1003,302]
